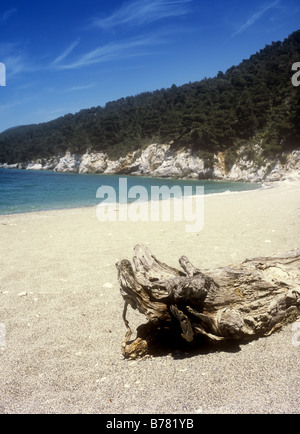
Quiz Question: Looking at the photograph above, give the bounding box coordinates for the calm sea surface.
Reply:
[0,168,261,215]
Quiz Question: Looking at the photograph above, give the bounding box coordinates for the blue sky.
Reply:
[0,0,299,132]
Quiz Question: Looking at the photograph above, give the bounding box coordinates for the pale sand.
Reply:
[0,180,299,414]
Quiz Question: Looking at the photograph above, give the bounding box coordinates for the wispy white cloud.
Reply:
[51,1,193,72]
[0,94,37,113]
[92,0,192,29]
[0,42,32,79]
[54,35,162,70]
[0,8,17,22]
[52,39,81,65]
[231,0,281,38]
[66,83,95,92]
[5,55,27,77]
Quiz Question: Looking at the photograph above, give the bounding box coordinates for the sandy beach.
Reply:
[0,180,299,414]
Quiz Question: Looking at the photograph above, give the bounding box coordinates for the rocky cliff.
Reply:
[1,143,300,183]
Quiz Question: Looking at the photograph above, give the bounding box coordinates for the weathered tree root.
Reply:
[116,245,300,359]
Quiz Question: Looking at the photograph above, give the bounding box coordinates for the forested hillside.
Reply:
[0,30,299,165]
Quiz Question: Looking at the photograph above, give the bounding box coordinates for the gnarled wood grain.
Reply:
[116,245,300,359]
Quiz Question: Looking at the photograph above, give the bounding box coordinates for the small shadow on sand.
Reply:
[135,323,243,360]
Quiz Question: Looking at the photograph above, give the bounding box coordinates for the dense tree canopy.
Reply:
[0,30,299,165]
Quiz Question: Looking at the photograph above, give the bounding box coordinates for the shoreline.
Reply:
[0,171,266,218]
[0,178,299,414]
[0,164,290,186]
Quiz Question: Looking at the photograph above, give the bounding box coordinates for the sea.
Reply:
[0,168,261,215]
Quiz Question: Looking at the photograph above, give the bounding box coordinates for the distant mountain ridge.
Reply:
[0,29,299,167]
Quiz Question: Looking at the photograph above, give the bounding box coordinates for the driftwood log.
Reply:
[116,245,300,359]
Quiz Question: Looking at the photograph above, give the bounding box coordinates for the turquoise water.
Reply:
[0,168,261,215]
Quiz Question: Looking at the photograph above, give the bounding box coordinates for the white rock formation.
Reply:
[3,144,300,183]
[79,152,107,174]
[53,151,81,173]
